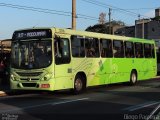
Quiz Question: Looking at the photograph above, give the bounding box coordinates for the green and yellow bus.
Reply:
[10,27,157,94]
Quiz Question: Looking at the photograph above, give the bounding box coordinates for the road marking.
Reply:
[147,104,160,120]
[51,98,89,106]
[0,97,89,113]
[0,93,41,100]
[123,101,160,112]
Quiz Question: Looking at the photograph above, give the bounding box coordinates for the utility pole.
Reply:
[135,20,137,37]
[135,14,141,38]
[72,0,76,30]
[142,18,144,39]
[109,8,111,34]
[138,14,141,20]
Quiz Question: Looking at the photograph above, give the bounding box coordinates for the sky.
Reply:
[0,0,159,40]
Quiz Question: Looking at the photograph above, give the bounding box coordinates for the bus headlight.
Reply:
[42,73,53,81]
[11,74,19,81]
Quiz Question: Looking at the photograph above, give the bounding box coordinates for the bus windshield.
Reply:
[11,39,52,69]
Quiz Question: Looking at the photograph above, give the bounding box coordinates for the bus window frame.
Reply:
[85,37,100,58]
[113,40,124,58]
[55,38,71,65]
[135,42,144,58]
[144,43,152,58]
[71,35,85,58]
[100,38,113,58]
[151,44,155,58]
[124,41,134,58]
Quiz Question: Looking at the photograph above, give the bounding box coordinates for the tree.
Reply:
[86,20,125,34]
[99,12,106,24]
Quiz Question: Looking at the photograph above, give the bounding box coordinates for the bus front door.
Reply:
[54,36,73,90]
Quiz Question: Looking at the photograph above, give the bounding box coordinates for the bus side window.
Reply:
[85,38,99,58]
[151,44,155,58]
[135,43,144,58]
[100,39,113,58]
[144,43,152,58]
[71,35,85,57]
[55,38,71,65]
[113,40,124,58]
[125,41,134,58]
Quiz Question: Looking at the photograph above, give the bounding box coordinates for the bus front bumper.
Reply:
[10,81,55,91]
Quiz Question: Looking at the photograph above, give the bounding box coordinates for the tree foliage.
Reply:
[85,20,125,34]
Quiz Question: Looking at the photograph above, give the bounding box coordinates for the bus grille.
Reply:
[20,78,39,81]
[22,83,37,87]
[16,72,42,77]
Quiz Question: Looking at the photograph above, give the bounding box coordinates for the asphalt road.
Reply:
[0,78,160,120]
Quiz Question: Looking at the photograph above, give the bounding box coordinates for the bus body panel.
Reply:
[54,63,73,90]
[10,27,157,91]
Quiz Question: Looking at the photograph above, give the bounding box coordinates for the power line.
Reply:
[0,2,99,21]
[81,0,149,18]
[77,13,98,20]
[0,3,71,16]
[116,7,159,10]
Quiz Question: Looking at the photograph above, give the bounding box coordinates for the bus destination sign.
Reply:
[18,31,46,38]
[12,29,52,40]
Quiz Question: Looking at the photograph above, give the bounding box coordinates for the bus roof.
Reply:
[13,27,154,44]
[52,27,154,43]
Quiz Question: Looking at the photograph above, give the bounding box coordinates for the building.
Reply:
[0,39,11,53]
[115,8,160,50]
[114,26,135,37]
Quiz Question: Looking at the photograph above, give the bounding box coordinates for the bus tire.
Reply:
[130,71,137,85]
[73,75,85,94]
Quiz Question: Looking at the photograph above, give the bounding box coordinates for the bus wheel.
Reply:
[130,71,137,85]
[73,75,85,94]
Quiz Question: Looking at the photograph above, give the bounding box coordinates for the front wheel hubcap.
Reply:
[75,78,82,91]
[132,73,137,83]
